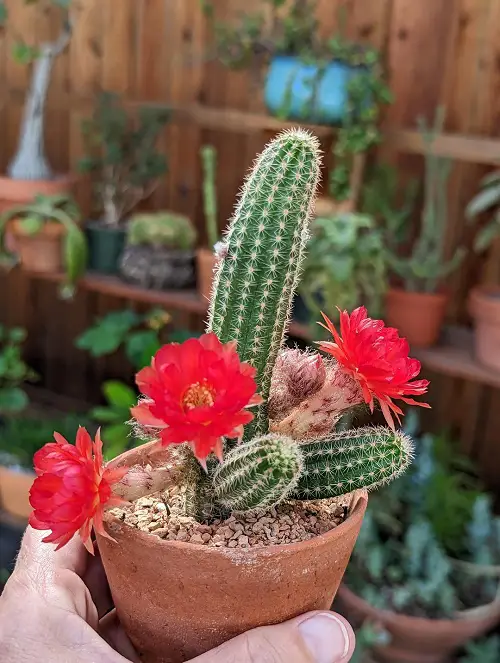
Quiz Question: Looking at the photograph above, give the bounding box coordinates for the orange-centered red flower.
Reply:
[131,333,262,464]
[319,307,430,429]
[29,427,127,553]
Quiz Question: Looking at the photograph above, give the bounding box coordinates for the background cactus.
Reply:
[127,212,196,250]
[208,129,321,438]
[201,145,219,248]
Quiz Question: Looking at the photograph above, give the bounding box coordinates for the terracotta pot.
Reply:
[315,196,354,217]
[11,219,64,274]
[0,465,35,520]
[385,288,448,348]
[468,286,500,371]
[196,247,218,302]
[0,174,75,253]
[337,585,500,663]
[97,444,368,663]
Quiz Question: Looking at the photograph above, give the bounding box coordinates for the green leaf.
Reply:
[8,327,26,343]
[102,380,136,408]
[90,406,123,423]
[0,387,29,413]
[102,424,130,460]
[474,220,500,253]
[125,330,160,370]
[0,3,7,25]
[466,183,500,219]
[12,42,40,65]
[19,215,43,235]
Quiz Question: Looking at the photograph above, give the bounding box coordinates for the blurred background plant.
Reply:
[127,212,197,251]
[0,325,37,416]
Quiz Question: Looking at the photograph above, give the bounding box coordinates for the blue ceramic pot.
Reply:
[264,55,361,124]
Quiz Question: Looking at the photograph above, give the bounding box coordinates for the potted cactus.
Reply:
[197,144,221,301]
[120,212,197,290]
[385,109,464,348]
[80,93,170,275]
[338,428,500,663]
[27,131,429,663]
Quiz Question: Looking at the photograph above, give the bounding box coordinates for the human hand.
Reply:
[0,526,355,663]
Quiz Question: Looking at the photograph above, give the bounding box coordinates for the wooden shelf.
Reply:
[27,271,312,340]
[413,326,500,389]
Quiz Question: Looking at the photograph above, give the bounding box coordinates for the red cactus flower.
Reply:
[29,428,127,553]
[319,307,430,429]
[131,333,262,465]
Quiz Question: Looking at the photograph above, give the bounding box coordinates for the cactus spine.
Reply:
[201,145,219,249]
[208,129,321,437]
[210,428,413,514]
[213,434,303,512]
[293,428,414,500]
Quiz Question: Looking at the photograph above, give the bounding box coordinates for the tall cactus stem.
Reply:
[208,129,322,438]
[201,145,219,248]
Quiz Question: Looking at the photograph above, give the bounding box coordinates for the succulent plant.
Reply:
[127,212,196,251]
[29,130,428,551]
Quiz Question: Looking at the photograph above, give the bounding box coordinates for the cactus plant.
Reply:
[28,129,429,551]
[201,145,219,248]
[127,212,196,251]
[387,107,465,293]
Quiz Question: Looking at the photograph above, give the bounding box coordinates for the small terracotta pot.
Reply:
[196,247,218,302]
[468,286,500,371]
[315,196,354,217]
[338,585,500,663]
[97,444,368,663]
[0,465,35,520]
[12,219,64,274]
[385,288,448,348]
[0,174,75,253]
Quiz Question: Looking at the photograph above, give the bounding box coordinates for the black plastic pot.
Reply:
[86,221,126,275]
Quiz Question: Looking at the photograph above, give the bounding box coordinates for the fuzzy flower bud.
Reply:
[271,363,363,440]
[268,349,326,422]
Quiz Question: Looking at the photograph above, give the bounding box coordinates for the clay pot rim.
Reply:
[0,172,77,185]
[104,442,367,554]
[104,488,367,555]
[339,584,500,628]
[386,287,448,302]
[11,218,65,237]
[469,285,500,302]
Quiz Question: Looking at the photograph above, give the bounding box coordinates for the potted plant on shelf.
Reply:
[0,1,77,211]
[80,92,170,275]
[197,144,221,300]
[119,211,197,290]
[338,424,500,663]
[202,0,392,209]
[0,193,87,297]
[297,210,387,331]
[466,170,500,371]
[27,130,429,663]
[385,108,465,348]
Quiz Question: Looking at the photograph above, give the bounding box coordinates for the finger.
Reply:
[84,549,114,619]
[192,611,355,663]
[99,609,141,663]
[15,526,87,578]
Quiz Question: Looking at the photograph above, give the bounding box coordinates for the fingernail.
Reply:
[298,612,350,663]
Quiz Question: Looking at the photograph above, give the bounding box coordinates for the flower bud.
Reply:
[278,349,326,400]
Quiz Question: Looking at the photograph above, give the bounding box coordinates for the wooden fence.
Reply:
[1,0,500,489]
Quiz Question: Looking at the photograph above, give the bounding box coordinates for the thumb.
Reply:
[191,611,355,663]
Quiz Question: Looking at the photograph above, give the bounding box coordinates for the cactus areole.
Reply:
[28,130,429,661]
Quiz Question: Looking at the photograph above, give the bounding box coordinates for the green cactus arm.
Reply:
[212,434,303,512]
[292,427,414,500]
[201,145,219,248]
[208,129,321,437]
